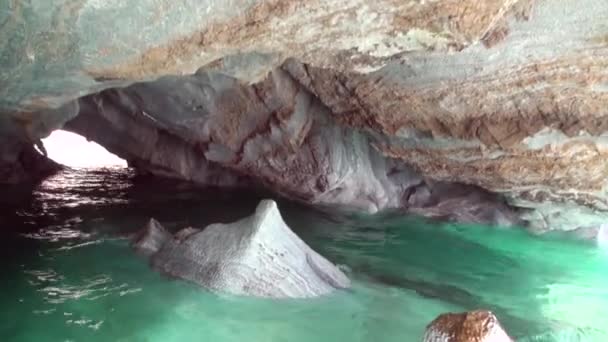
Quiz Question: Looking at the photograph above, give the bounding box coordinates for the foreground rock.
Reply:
[132,199,350,298]
[424,310,513,342]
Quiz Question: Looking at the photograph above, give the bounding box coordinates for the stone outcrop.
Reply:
[424,310,513,342]
[0,141,61,185]
[0,111,62,185]
[131,218,172,257]
[132,199,351,298]
[2,0,608,233]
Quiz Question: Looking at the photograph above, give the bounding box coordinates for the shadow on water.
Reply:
[2,167,267,234]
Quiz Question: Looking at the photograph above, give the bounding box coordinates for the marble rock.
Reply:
[132,199,350,298]
[423,310,513,342]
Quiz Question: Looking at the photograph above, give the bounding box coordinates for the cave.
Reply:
[1,0,608,341]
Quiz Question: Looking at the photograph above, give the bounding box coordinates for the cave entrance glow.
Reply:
[42,130,127,168]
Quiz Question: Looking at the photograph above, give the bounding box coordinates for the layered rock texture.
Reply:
[2,0,608,233]
[424,310,513,342]
[132,199,351,298]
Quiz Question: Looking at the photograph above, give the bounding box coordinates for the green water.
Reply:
[1,169,608,341]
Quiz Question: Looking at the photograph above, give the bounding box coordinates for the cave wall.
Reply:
[2,0,608,233]
[63,67,521,226]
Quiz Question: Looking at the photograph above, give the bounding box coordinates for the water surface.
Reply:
[1,168,607,341]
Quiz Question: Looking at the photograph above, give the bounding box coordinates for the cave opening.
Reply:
[41,130,127,168]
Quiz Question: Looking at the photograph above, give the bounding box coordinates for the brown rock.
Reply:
[423,310,513,342]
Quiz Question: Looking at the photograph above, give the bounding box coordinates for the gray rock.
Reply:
[61,69,522,229]
[174,227,201,242]
[133,199,350,298]
[131,218,171,257]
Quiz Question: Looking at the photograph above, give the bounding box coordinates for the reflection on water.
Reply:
[1,168,608,341]
[35,167,133,209]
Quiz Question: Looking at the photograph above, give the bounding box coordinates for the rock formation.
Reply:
[132,199,351,298]
[131,218,172,257]
[0,140,61,185]
[424,310,513,342]
[2,0,608,233]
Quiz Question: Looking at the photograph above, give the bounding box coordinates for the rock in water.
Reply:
[132,199,350,298]
[131,218,171,257]
[423,310,513,342]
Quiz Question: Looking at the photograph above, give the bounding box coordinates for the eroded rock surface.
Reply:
[131,218,172,257]
[132,199,350,298]
[424,310,513,342]
[62,67,521,226]
[2,0,608,233]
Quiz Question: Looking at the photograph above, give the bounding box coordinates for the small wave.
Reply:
[119,288,142,296]
[22,227,93,241]
[25,273,139,304]
[33,308,56,315]
[23,269,64,284]
[66,317,105,331]
[55,239,103,251]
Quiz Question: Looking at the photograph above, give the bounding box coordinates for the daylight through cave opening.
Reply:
[42,130,127,168]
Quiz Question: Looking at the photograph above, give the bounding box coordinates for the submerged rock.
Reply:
[424,310,513,342]
[132,199,350,298]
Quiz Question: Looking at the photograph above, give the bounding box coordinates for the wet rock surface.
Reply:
[424,310,513,342]
[131,218,172,257]
[132,199,350,298]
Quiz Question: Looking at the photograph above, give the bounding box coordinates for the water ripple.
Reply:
[23,227,92,241]
[32,167,135,212]
[23,269,64,285]
[66,317,105,331]
[23,271,140,305]
[55,240,103,251]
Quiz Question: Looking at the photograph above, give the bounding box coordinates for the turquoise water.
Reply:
[2,169,608,341]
